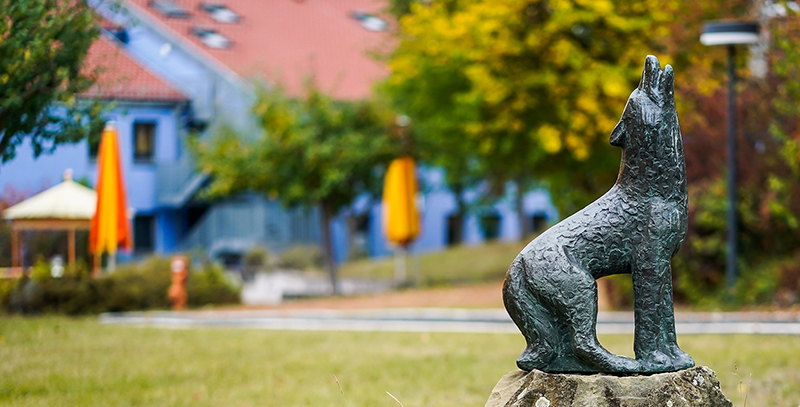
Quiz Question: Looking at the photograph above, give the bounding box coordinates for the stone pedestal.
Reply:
[485,366,732,407]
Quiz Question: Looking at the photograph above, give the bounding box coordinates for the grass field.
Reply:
[339,240,528,286]
[1,317,799,406]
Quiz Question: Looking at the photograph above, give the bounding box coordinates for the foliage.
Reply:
[186,263,239,307]
[662,5,800,307]
[383,0,673,222]
[192,82,397,292]
[0,0,105,163]
[3,256,240,314]
[243,246,269,269]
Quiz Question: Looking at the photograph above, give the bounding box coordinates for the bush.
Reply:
[187,263,240,307]
[278,245,324,271]
[241,246,270,281]
[3,255,241,314]
[102,257,172,312]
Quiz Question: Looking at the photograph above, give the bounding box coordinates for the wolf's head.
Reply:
[610,55,685,195]
[609,55,678,150]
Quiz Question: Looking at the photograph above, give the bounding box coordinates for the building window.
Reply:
[350,11,388,32]
[133,122,156,163]
[530,213,549,234]
[190,27,232,49]
[446,214,464,246]
[134,215,156,253]
[480,213,502,241]
[200,3,241,23]
[149,0,191,18]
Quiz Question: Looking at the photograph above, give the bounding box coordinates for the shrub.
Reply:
[187,263,240,307]
[278,245,324,271]
[102,256,172,312]
[241,246,270,281]
[0,278,17,310]
[3,255,241,314]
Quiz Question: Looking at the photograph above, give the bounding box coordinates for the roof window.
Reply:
[200,3,241,23]
[190,27,232,49]
[350,12,388,32]
[149,0,191,18]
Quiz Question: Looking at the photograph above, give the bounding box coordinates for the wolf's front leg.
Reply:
[557,268,640,373]
[631,247,693,372]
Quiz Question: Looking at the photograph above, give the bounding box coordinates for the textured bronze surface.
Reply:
[503,56,694,374]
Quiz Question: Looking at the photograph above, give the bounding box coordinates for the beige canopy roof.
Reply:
[3,173,96,220]
[4,170,98,268]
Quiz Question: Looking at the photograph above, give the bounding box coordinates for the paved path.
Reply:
[99,309,800,335]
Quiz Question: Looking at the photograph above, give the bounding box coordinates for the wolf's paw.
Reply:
[668,347,695,370]
[638,350,672,372]
[607,356,641,373]
[516,346,553,371]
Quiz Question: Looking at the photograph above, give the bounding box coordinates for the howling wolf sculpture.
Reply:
[503,56,694,374]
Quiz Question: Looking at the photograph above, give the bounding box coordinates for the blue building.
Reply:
[0,0,557,267]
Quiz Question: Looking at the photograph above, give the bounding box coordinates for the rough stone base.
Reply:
[485,366,732,407]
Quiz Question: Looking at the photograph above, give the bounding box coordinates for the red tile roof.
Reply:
[81,35,188,102]
[126,0,392,100]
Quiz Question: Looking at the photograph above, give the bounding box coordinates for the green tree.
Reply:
[193,84,395,294]
[0,0,103,163]
[384,0,672,238]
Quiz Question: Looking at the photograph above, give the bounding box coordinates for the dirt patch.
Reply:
[247,281,505,310]
[233,279,611,310]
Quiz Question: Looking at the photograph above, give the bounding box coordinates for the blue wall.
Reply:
[0,102,184,255]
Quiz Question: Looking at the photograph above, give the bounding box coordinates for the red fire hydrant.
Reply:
[168,256,188,310]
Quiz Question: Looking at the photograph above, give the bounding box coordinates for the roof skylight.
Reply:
[190,27,232,49]
[200,3,241,23]
[149,0,190,18]
[350,12,388,32]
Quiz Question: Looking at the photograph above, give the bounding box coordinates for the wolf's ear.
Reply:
[638,55,662,98]
[660,64,675,106]
[610,120,626,147]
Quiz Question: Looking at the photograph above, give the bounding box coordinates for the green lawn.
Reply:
[340,239,528,285]
[1,317,799,406]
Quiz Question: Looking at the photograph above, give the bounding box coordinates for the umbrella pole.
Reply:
[394,244,408,284]
[93,254,101,277]
[108,251,116,272]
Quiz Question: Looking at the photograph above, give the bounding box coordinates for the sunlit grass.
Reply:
[339,239,528,286]
[1,317,799,406]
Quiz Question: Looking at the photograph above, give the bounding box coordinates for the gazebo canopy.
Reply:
[3,170,97,268]
[4,174,96,221]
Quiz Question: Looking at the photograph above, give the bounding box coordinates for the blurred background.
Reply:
[1,0,800,405]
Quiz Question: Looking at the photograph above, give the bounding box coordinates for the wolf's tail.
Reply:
[502,256,556,370]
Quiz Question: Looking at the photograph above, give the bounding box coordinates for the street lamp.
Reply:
[700,20,760,289]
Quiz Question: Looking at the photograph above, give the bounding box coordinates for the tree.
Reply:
[384,0,672,238]
[192,84,395,294]
[0,0,103,164]
[629,0,800,306]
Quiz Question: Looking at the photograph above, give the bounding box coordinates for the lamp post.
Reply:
[700,20,760,289]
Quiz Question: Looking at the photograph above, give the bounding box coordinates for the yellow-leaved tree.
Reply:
[384,0,673,237]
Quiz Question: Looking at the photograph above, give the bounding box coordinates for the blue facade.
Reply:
[0,3,559,268]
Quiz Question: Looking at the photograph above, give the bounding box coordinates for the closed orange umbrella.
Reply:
[383,157,420,244]
[382,157,420,282]
[90,122,132,274]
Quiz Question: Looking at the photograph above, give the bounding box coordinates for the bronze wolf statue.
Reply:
[503,56,694,374]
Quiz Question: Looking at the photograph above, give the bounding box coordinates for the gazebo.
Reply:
[3,169,96,268]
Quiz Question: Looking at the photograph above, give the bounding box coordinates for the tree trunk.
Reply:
[320,202,339,295]
[516,179,529,241]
